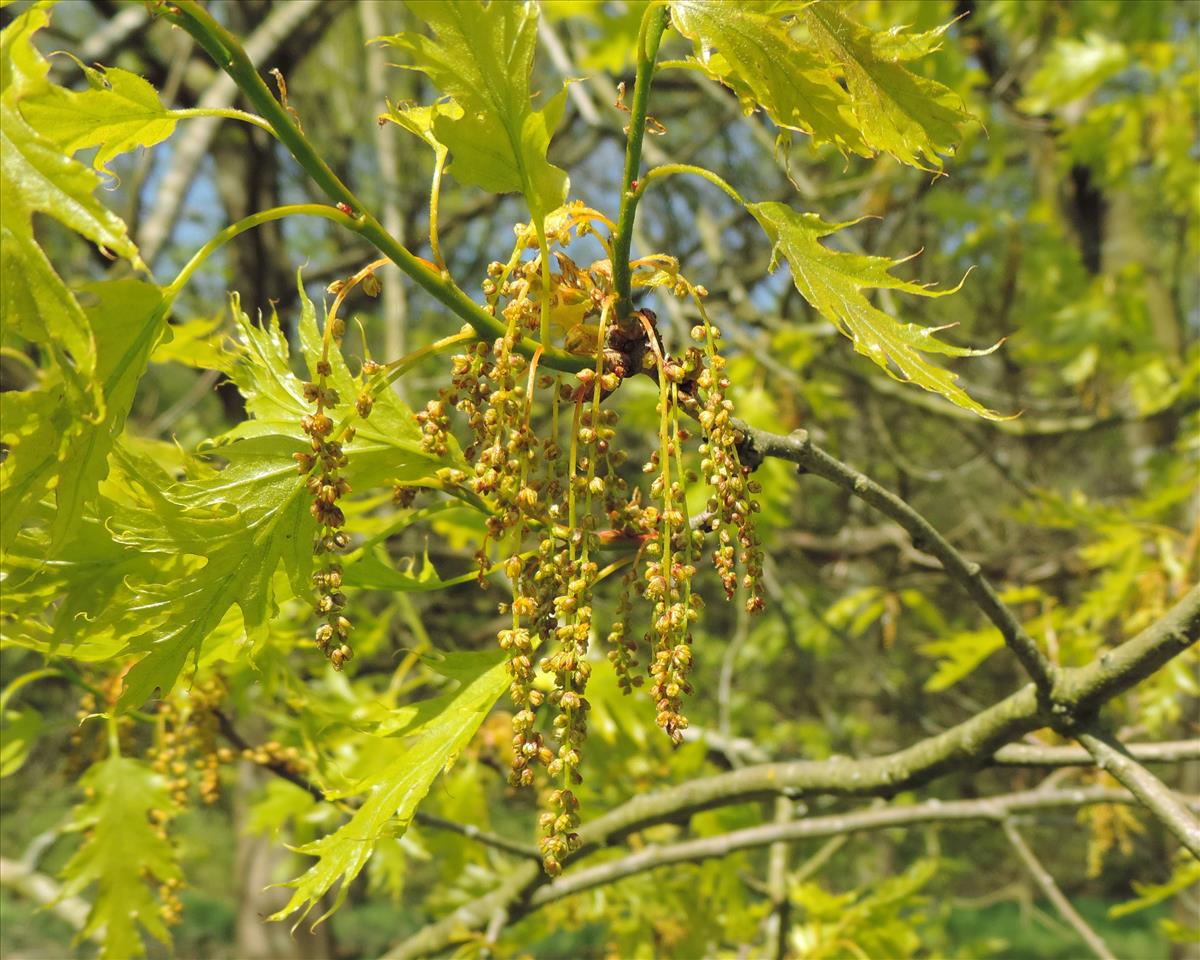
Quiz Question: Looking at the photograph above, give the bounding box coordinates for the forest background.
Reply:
[0,1,1197,959]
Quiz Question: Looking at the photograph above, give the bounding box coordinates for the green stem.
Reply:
[429,150,447,272]
[636,163,747,208]
[165,203,352,301]
[162,0,589,373]
[537,229,554,346]
[611,2,670,325]
[653,59,707,74]
[171,106,278,138]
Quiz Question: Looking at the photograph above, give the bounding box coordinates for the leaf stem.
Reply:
[429,149,447,272]
[636,163,748,207]
[164,203,356,301]
[170,106,278,138]
[162,0,589,372]
[611,1,670,324]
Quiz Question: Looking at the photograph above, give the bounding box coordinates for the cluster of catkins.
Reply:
[304,221,763,874]
[296,350,359,670]
[407,243,764,873]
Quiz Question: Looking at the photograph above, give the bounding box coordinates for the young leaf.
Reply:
[19,62,178,175]
[380,0,569,226]
[0,502,157,662]
[51,280,168,547]
[212,273,460,486]
[1,280,166,551]
[59,755,182,959]
[0,384,73,551]
[747,202,1004,418]
[670,1,871,158]
[379,98,461,155]
[270,649,509,928]
[111,442,314,708]
[803,4,970,172]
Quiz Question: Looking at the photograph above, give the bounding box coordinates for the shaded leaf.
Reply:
[59,755,182,959]
[270,648,509,927]
[747,202,1004,418]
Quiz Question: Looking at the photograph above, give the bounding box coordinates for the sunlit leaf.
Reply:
[747,202,1005,418]
[51,280,168,547]
[380,0,569,225]
[19,61,178,175]
[804,4,970,171]
[670,1,871,157]
[111,440,313,708]
[211,273,458,487]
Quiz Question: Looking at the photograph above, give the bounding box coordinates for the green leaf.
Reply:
[0,707,41,777]
[0,383,72,550]
[669,1,871,157]
[51,280,168,547]
[0,488,169,662]
[1,8,142,376]
[804,4,970,171]
[381,0,569,225]
[1,9,165,550]
[213,272,459,486]
[1019,33,1128,114]
[270,648,509,928]
[59,755,182,959]
[379,98,461,155]
[747,202,1005,418]
[149,312,228,370]
[918,626,1004,691]
[1110,859,1200,918]
[111,441,314,708]
[19,62,177,175]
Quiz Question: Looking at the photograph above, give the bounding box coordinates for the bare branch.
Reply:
[734,422,1058,691]
[993,740,1200,767]
[1001,818,1116,960]
[528,787,1178,913]
[1076,729,1200,859]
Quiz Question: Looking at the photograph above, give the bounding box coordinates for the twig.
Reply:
[734,422,1058,691]
[525,787,1185,912]
[993,740,1200,767]
[1076,728,1200,859]
[764,797,793,960]
[1001,818,1116,960]
[161,0,590,372]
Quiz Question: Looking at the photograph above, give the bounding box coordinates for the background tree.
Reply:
[1,2,1197,959]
